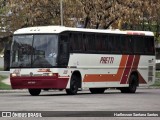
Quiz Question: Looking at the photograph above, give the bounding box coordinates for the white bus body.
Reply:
[10,26,155,95]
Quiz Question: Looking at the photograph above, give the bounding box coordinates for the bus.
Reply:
[10,26,155,96]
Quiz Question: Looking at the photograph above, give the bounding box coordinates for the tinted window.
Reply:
[11,35,58,68]
[85,34,96,52]
[109,35,121,54]
[59,34,69,66]
[132,36,145,54]
[68,31,155,55]
[96,34,107,52]
[121,36,133,54]
[144,36,155,55]
[70,33,84,52]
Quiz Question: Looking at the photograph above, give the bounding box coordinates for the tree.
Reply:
[7,0,61,29]
[78,0,143,29]
[1,0,160,33]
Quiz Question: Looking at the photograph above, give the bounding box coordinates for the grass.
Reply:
[0,67,3,71]
[0,75,11,90]
[151,80,160,86]
[156,71,160,78]
[150,71,160,87]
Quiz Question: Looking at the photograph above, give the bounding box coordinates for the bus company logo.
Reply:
[100,57,114,64]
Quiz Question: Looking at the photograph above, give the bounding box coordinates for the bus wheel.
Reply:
[120,74,138,93]
[66,75,78,95]
[128,74,138,93]
[28,89,41,96]
[120,88,128,93]
[89,88,105,94]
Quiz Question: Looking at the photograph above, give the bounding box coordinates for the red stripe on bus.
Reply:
[127,32,133,35]
[125,55,135,84]
[127,32,145,36]
[131,55,146,84]
[132,55,140,70]
[126,55,146,84]
[126,55,140,84]
[120,55,134,84]
[83,55,128,82]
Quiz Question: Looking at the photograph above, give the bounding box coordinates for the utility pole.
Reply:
[60,0,63,26]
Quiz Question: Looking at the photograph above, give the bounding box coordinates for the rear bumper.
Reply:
[10,76,69,89]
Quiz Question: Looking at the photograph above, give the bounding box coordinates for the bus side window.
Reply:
[59,34,69,66]
[70,33,84,52]
[132,36,145,54]
[121,36,133,54]
[85,34,96,52]
[69,33,74,52]
[144,36,155,55]
[114,35,121,54]
[96,34,103,52]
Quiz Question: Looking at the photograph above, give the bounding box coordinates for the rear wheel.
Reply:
[66,75,79,95]
[89,88,105,94]
[28,89,41,96]
[128,74,138,93]
[120,74,138,93]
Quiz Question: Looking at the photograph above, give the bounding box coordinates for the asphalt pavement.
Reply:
[0,84,160,119]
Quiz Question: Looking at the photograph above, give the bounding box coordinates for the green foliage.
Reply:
[0,68,3,71]
[0,81,11,90]
[149,72,160,87]
[0,75,11,90]
[151,79,160,87]
[0,75,6,80]
[156,72,160,78]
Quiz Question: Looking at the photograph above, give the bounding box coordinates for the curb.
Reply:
[0,89,27,93]
[138,87,160,89]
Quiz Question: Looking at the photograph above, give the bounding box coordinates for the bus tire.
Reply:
[128,74,138,93]
[66,75,78,95]
[120,88,128,93]
[120,74,138,93]
[28,89,41,96]
[89,88,105,94]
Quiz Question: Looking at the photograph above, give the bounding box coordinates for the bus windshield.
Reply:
[11,35,58,68]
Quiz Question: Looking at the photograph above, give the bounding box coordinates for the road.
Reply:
[0,88,160,120]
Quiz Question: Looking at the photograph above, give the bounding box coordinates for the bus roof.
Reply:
[14,26,154,36]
